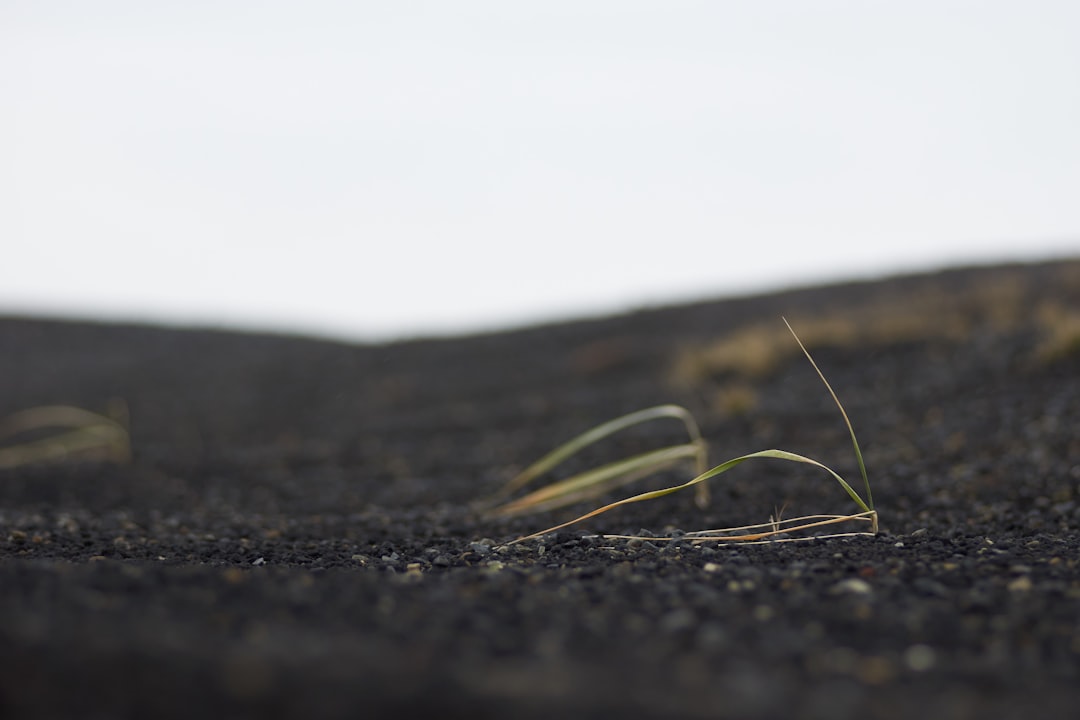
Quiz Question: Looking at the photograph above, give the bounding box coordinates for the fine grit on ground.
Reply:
[1,260,1079,719]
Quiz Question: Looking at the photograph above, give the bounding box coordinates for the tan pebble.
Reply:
[1007,576,1033,592]
[830,578,873,595]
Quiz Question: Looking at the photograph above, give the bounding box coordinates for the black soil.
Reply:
[2,261,1080,719]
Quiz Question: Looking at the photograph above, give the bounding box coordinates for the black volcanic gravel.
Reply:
[2,261,1080,719]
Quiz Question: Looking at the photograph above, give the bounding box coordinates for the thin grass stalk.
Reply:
[783,317,873,510]
[490,442,705,517]
[592,510,878,543]
[482,404,706,510]
[0,405,131,469]
[505,448,871,544]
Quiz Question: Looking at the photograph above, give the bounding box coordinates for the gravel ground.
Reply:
[2,260,1079,719]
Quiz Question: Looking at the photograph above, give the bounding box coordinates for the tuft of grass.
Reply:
[711,381,759,417]
[486,319,876,545]
[671,317,858,383]
[0,403,131,470]
[669,266,1063,393]
[1031,302,1080,366]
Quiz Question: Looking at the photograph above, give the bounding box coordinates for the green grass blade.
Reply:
[0,426,129,469]
[491,404,703,501]
[489,442,705,517]
[507,448,871,543]
[783,317,873,511]
[0,405,131,469]
[0,405,126,437]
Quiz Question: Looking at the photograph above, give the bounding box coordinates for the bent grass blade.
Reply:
[783,316,873,511]
[489,442,706,517]
[0,405,131,470]
[504,449,874,545]
[481,404,708,513]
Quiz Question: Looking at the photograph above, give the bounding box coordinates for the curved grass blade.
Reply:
[505,448,872,544]
[489,442,705,517]
[0,405,131,469]
[783,317,873,510]
[483,404,707,509]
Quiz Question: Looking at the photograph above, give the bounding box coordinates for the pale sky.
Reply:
[3,1,1078,341]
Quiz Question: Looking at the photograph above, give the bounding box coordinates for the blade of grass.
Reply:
[484,404,706,507]
[0,405,126,437]
[594,510,878,543]
[0,426,129,469]
[489,442,705,517]
[0,405,131,469]
[783,317,873,510]
[506,448,871,544]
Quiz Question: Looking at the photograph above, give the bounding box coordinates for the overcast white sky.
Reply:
[2,1,1078,341]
